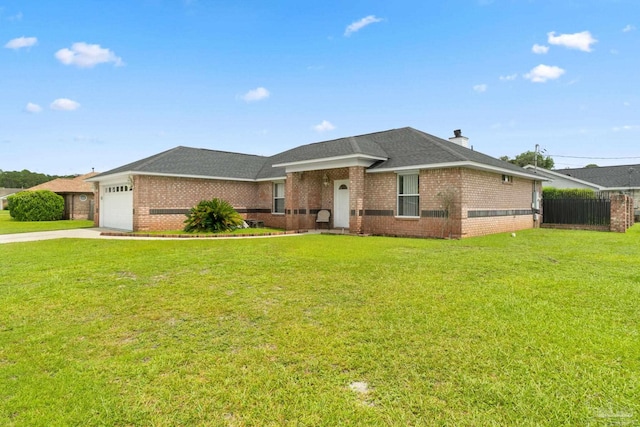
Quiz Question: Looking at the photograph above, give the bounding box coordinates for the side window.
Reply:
[273,182,285,214]
[397,173,419,217]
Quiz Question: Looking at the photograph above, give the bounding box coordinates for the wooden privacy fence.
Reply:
[542,194,633,232]
[543,198,610,226]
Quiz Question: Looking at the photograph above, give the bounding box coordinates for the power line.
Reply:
[548,154,640,160]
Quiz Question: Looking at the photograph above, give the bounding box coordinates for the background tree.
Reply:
[0,169,71,188]
[500,151,554,169]
[584,164,599,168]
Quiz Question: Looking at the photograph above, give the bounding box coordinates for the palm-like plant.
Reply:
[184,198,244,232]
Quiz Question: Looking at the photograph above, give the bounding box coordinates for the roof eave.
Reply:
[86,171,258,183]
[273,154,388,172]
[369,161,546,180]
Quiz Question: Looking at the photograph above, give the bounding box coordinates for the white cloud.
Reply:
[50,98,80,111]
[547,31,597,52]
[241,87,270,102]
[524,64,565,83]
[473,84,487,93]
[24,102,42,113]
[612,125,639,132]
[344,15,383,37]
[532,44,549,54]
[313,120,335,132]
[55,42,123,68]
[499,73,517,81]
[4,36,37,49]
[622,24,636,33]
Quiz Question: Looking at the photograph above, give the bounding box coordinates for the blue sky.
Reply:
[1,0,639,175]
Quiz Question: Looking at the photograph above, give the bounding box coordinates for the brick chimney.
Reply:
[449,129,469,148]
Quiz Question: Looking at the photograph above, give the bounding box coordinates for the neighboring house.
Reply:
[0,188,22,210]
[524,164,640,219]
[28,172,98,220]
[87,127,543,238]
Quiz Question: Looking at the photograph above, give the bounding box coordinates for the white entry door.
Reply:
[333,180,350,228]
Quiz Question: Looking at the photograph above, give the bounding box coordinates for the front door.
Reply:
[333,180,350,228]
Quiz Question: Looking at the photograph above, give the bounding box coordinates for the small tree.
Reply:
[500,151,554,169]
[437,188,457,239]
[7,190,64,221]
[184,198,244,232]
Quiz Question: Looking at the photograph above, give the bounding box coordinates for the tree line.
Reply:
[0,169,76,189]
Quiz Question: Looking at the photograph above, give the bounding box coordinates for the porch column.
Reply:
[285,172,301,230]
[349,166,365,234]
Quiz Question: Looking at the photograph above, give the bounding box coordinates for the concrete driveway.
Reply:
[0,228,112,244]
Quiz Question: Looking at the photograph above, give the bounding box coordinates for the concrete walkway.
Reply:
[0,228,315,244]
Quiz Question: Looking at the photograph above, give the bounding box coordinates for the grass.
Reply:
[0,210,93,234]
[1,226,639,425]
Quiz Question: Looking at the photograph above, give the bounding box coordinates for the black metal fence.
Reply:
[542,198,611,225]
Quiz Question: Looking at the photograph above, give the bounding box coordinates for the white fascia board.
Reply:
[368,161,547,181]
[256,176,287,182]
[604,186,639,191]
[87,171,257,184]
[522,165,603,188]
[86,172,131,185]
[273,154,387,173]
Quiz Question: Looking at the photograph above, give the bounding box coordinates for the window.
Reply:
[397,173,419,217]
[273,182,285,214]
[502,174,513,184]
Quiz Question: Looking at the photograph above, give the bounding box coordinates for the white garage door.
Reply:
[101,183,133,231]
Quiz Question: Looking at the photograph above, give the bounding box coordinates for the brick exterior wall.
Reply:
[64,193,94,220]
[459,169,535,238]
[131,175,280,231]
[359,168,535,238]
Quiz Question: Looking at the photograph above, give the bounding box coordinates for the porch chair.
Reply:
[316,209,331,229]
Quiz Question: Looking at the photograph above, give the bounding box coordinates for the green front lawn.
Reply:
[0,210,94,234]
[1,227,639,425]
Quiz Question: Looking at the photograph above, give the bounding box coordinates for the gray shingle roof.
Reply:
[554,164,640,188]
[93,146,273,181]
[365,128,531,174]
[93,127,537,181]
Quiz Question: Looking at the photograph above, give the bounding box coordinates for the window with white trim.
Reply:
[273,182,285,214]
[397,173,419,217]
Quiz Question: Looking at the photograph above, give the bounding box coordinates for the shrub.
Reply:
[184,198,244,233]
[7,190,65,221]
[542,188,597,199]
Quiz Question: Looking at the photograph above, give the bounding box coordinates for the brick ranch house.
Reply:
[86,127,543,239]
[28,172,98,220]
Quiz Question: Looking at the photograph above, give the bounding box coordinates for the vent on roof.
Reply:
[449,129,469,148]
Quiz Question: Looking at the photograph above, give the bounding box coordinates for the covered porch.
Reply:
[281,166,367,234]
